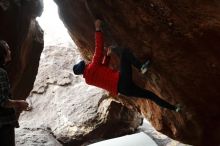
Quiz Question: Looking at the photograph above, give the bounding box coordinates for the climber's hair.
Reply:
[0,40,8,67]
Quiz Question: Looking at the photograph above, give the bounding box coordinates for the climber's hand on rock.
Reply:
[106,47,112,56]
[95,19,102,31]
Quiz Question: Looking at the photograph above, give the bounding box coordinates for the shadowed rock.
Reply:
[0,0,44,99]
[54,0,220,145]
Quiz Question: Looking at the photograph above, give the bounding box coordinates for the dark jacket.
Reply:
[0,67,18,127]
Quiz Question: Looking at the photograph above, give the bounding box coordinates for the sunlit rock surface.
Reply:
[16,41,142,145]
[0,0,44,99]
[16,128,62,146]
[54,0,220,145]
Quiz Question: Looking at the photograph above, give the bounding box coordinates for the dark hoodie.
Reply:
[0,67,18,128]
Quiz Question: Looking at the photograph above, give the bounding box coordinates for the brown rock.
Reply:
[54,0,220,145]
[0,0,44,99]
[18,44,142,145]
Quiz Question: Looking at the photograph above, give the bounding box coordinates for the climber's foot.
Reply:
[175,104,182,113]
[141,60,150,74]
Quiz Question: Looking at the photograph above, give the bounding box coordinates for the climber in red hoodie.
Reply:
[73,19,180,112]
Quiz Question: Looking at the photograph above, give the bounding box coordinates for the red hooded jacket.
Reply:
[83,31,119,95]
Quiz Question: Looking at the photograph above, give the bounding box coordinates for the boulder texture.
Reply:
[54,0,220,145]
[16,128,62,146]
[17,41,142,146]
[0,0,44,99]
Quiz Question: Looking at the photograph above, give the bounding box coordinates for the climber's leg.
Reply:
[118,81,177,111]
[118,48,133,87]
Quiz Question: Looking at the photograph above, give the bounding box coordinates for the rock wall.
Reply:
[1,1,143,145]
[0,0,44,99]
[54,0,220,145]
[17,42,142,146]
[1,0,220,145]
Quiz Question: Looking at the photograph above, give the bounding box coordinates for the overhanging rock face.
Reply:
[1,1,143,145]
[54,0,220,145]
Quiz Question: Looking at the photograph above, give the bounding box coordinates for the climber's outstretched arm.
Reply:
[91,19,104,65]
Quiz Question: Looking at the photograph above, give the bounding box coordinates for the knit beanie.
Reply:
[73,60,85,75]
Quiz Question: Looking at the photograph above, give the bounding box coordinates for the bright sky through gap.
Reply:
[36,0,74,47]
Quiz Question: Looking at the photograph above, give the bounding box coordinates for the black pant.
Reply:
[117,49,176,111]
[0,125,15,146]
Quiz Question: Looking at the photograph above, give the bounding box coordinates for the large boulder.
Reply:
[17,42,142,145]
[54,0,220,145]
[16,128,62,146]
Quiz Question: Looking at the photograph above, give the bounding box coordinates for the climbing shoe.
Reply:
[141,60,150,74]
[175,104,181,112]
